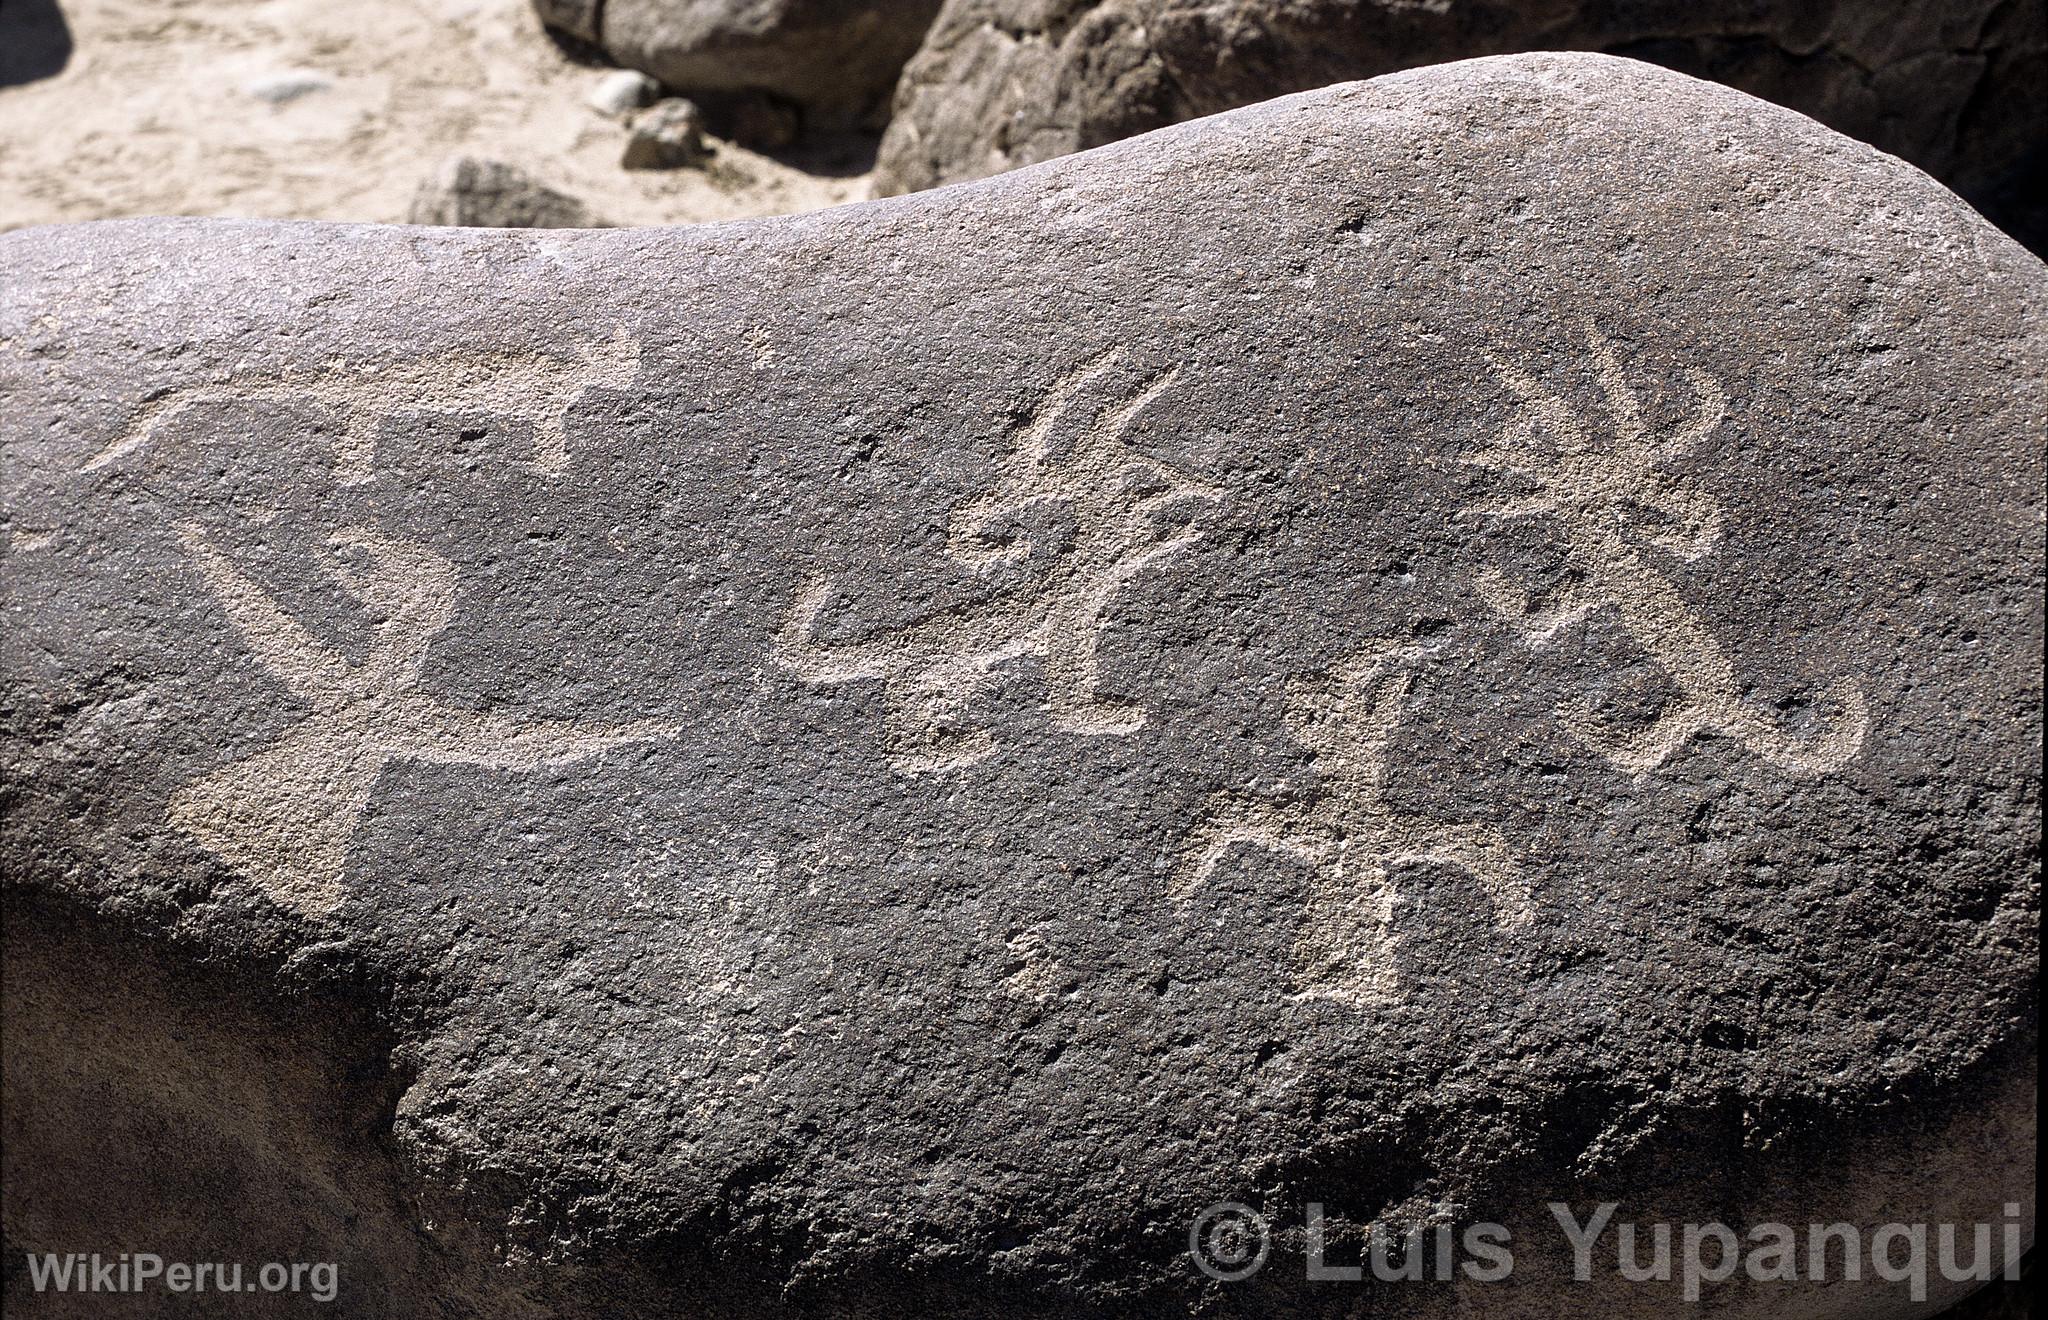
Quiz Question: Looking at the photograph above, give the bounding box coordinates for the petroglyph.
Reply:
[775,349,1219,772]
[1173,640,1535,1006]
[1466,326,1868,775]
[83,329,641,479]
[1000,929,1072,1003]
[169,520,679,913]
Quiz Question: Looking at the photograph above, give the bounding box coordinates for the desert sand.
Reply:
[0,0,871,231]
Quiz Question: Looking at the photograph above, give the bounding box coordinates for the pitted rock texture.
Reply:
[873,0,2048,252]
[3,54,2040,1320]
[536,0,944,127]
[1938,1259,2037,1320]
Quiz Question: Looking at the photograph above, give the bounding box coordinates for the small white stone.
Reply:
[589,70,660,118]
[243,69,334,106]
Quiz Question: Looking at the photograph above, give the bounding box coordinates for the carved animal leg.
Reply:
[771,577,877,685]
[1730,680,1871,776]
[1637,482,1724,561]
[167,725,380,914]
[1556,690,1716,774]
[883,655,1006,773]
[1292,861,1402,1007]
[1473,569,1596,644]
[403,697,682,771]
[1392,823,1534,930]
[1170,806,1327,902]
[531,411,570,477]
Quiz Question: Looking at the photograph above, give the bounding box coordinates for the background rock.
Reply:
[874,0,2048,252]
[622,98,709,168]
[539,0,946,129]
[408,155,602,227]
[0,0,74,88]
[4,54,2040,1320]
[535,0,604,43]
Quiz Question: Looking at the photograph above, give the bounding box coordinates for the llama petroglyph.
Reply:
[1466,326,1868,775]
[83,329,641,479]
[169,521,679,912]
[1173,640,1535,1006]
[775,348,1220,772]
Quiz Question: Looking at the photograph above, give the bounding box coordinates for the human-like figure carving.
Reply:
[1174,640,1535,1006]
[1466,326,1868,775]
[169,521,679,912]
[84,330,640,479]
[775,349,1219,772]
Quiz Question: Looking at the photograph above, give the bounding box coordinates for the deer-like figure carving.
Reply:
[1465,326,1867,775]
[85,330,640,480]
[775,348,1220,772]
[1174,639,1535,1006]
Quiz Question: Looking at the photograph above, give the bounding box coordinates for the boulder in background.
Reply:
[537,0,945,131]
[875,0,2047,252]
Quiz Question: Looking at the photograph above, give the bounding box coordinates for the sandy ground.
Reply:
[0,0,873,232]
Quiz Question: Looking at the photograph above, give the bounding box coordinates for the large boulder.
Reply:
[536,0,944,129]
[874,0,2048,251]
[3,54,2039,1320]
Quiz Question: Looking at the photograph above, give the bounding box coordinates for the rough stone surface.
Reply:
[2,54,2040,1320]
[1937,1257,2036,1320]
[537,0,945,128]
[874,0,2048,252]
[621,98,709,169]
[408,155,601,228]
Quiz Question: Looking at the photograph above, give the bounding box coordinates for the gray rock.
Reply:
[0,0,73,88]
[589,68,663,118]
[407,156,600,228]
[621,97,708,169]
[874,0,2048,252]
[2,54,2039,1320]
[537,0,945,129]
[534,0,602,43]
